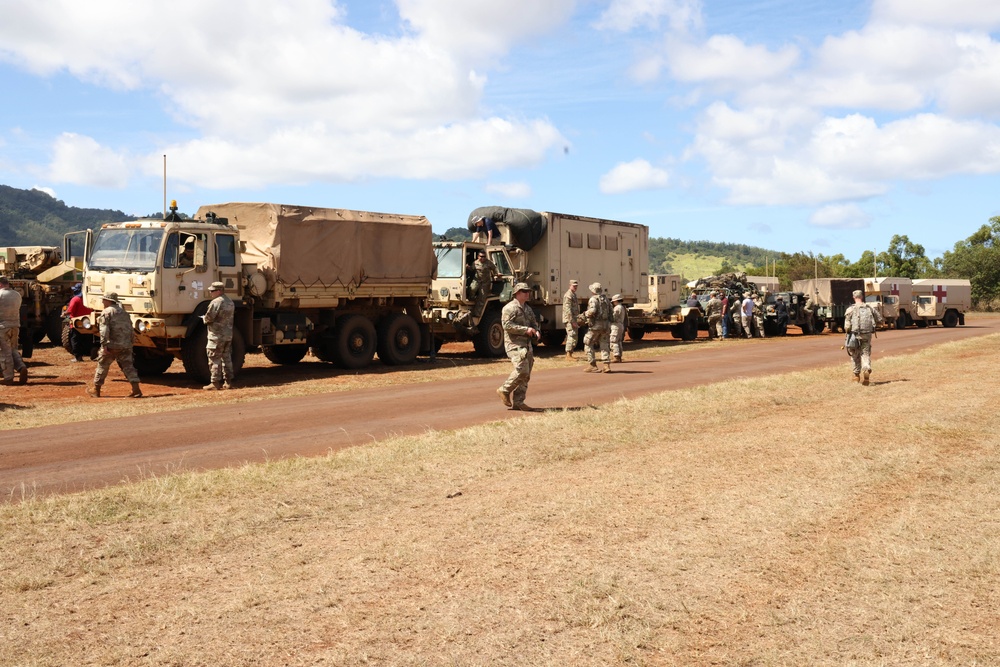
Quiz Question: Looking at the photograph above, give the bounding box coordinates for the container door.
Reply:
[215,232,241,296]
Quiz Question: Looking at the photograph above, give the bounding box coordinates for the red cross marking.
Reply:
[890,283,899,295]
[932,285,948,303]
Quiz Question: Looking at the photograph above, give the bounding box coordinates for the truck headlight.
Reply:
[81,316,92,329]
[136,320,148,333]
[439,287,449,298]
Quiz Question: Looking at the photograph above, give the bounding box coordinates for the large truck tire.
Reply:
[682,315,698,341]
[472,307,505,357]
[61,322,73,354]
[263,344,309,365]
[540,329,566,348]
[376,313,420,366]
[31,327,46,345]
[914,319,928,328]
[334,314,377,369]
[45,311,64,345]
[942,310,959,328]
[895,313,907,330]
[133,348,174,376]
[182,326,246,383]
[627,327,645,342]
[19,325,34,359]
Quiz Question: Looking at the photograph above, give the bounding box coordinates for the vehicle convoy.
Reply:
[71,202,436,382]
[863,277,912,329]
[792,278,864,333]
[424,207,649,355]
[0,243,84,348]
[910,279,970,327]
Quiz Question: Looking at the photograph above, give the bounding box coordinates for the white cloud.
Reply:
[485,181,532,198]
[599,159,670,194]
[809,204,872,230]
[872,0,1000,29]
[594,0,702,33]
[664,35,799,85]
[48,134,129,188]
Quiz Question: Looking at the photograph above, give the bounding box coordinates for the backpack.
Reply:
[852,304,876,334]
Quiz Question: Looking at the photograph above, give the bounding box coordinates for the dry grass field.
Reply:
[2,335,998,666]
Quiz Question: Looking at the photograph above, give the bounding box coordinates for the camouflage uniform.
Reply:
[0,284,27,384]
[753,295,766,338]
[562,286,581,353]
[204,289,236,387]
[705,294,723,340]
[93,300,140,388]
[499,295,538,408]
[584,285,611,370]
[844,297,884,384]
[728,296,743,338]
[470,255,498,318]
[610,299,627,361]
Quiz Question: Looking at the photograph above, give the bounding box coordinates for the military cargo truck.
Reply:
[863,277,912,329]
[71,202,436,382]
[1,244,84,347]
[424,207,649,355]
[910,279,970,327]
[625,274,697,341]
[791,278,864,333]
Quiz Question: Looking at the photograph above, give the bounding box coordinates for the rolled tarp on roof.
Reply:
[467,206,547,251]
[195,203,436,288]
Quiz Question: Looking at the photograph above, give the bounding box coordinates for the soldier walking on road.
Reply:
[844,289,884,385]
[87,293,141,398]
[203,281,236,390]
[610,294,627,362]
[705,291,723,340]
[562,279,580,360]
[583,282,612,373]
[0,276,28,386]
[497,282,542,412]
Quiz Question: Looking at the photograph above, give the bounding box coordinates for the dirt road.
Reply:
[2,320,996,498]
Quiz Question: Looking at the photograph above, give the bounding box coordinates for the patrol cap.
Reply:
[611,294,623,302]
[71,282,82,295]
[514,282,531,293]
[589,282,603,293]
[852,289,863,299]
[569,279,579,286]
[102,292,120,304]
[209,281,225,292]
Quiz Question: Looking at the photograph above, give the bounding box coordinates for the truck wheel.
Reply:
[914,320,928,328]
[45,311,64,345]
[334,314,377,369]
[813,319,825,334]
[31,328,45,345]
[61,323,73,354]
[133,348,174,376]
[472,307,505,357]
[896,314,907,330]
[627,327,645,342]
[540,330,566,347]
[182,326,246,383]
[19,325,34,359]
[682,316,698,341]
[310,334,337,363]
[942,310,959,328]
[377,313,420,366]
[262,344,308,365]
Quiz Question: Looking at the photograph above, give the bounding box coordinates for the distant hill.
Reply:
[650,238,779,282]
[0,185,135,247]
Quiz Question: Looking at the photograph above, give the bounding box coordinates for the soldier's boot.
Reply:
[565,352,574,361]
[584,362,600,373]
[203,382,222,391]
[601,362,612,373]
[17,368,28,385]
[128,382,143,398]
[613,356,623,363]
[511,403,542,412]
[222,382,234,390]
[862,370,871,386]
[0,378,13,386]
[852,374,860,383]
[496,387,512,407]
[86,384,101,398]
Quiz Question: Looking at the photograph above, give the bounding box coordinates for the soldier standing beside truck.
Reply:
[705,291,723,340]
[562,280,580,360]
[583,282,612,373]
[497,283,542,412]
[87,293,141,399]
[202,281,235,391]
[0,276,28,386]
[610,294,627,361]
[844,289,884,386]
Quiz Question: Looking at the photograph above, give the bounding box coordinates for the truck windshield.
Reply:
[435,246,464,278]
[89,228,164,272]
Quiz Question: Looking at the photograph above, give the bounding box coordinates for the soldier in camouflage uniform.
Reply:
[497,282,542,412]
[87,293,141,398]
[0,276,28,386]
[562,279,580,360]
[728,292,743,338]
[753,293,766,338]
[583,282,612,373]
[705,291,723,340]
[203,281,236,390]
[610,294,627,362]
[470,250,498,319]
[844,289,884,385]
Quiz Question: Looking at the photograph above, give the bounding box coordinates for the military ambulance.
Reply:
[910,279,970,327]
[863,277,912,329]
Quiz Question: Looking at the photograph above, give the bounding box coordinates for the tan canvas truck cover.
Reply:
[792,278,864,306]
[195,203,436,289]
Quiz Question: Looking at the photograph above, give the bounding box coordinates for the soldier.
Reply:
[0,276,28,386]
[562,279,580,360]
[87,293,141,398]
[610,294,627,362]
[705,291,723,340]
[802,294,816,334]
[728,292,743,338]
[497,282,542,412]
[753,292,767,338]
[583,282,612,373]
[202,281,236,390]
[720,292,730,338]
[741,293,754,338]
[469,250,498,319]
[844,289,884,385]
[774,295,789,335]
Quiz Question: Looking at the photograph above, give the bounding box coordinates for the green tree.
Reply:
[876,235,934,278]
[939,217,1000,307]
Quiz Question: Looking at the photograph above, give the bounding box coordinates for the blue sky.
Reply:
[1,0,999,261]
